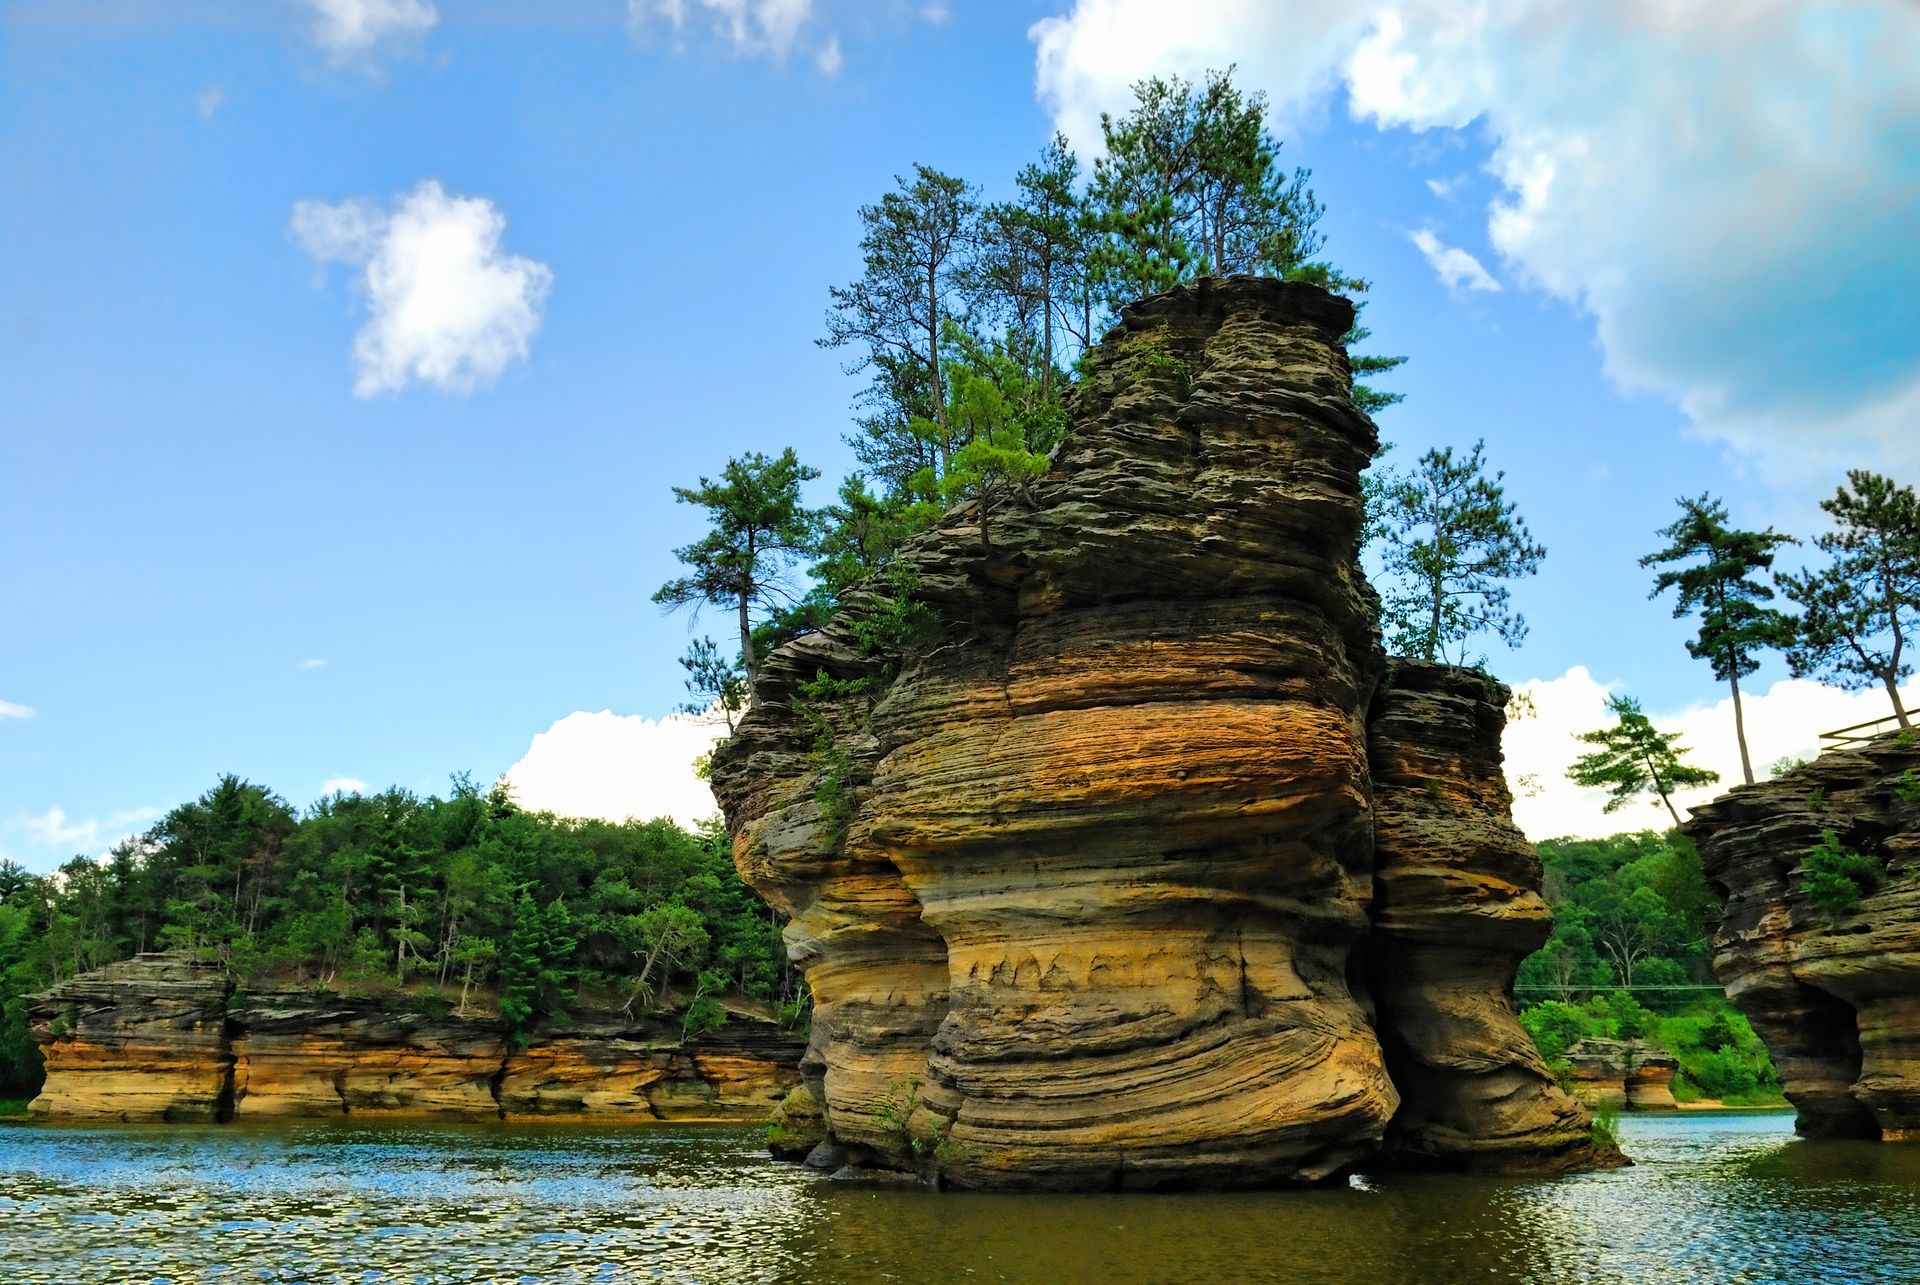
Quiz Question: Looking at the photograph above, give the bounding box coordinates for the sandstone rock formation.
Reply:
[1370,662,1602,1164]
[28,954,232,1122]
[710,276,1612,1189]
[1563,1039,1679,1112]
[1684,733,1920,1139]
[27,955,802,1123]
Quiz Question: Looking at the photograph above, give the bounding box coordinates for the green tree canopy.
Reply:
[1640,493,1796,784]
[1567,695,1721,827]
[1377,440,1545,663]
[653,448,821,698]
[1777,469,1920,729]
[1087,68,1324,297]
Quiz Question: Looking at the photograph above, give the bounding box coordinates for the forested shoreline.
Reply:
[0,775,799,1100]
[1517,830,1780,1105]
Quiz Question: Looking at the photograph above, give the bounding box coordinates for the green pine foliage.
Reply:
[1798,830,1884,918]
[1640,494,1797,785]
[669,70,1408,716]
[1376,440,1546,664]
[1567,696,1720,828]
[1777,470,1920,730]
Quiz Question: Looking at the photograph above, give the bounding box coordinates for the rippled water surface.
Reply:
[4,1114,1918,1282]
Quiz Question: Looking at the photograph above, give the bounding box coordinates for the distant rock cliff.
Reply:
[1684,733,1920,1139]
[710,277,1610,1190]
[26,954,802,1123]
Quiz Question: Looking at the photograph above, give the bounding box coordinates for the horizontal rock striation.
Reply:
[1369,662,1608,1166]
[1684,733,1920,1139]
[26,956,802,1123]
[711,277,1609,1189]
[1562,1039,1679,1113]
[27,954,233,1122]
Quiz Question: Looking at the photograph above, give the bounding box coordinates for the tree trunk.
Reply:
[737,589,758,704]
[1040,258,1054,401]
[1643,750,1683,827]
[1728,666,1755,785]
[1884,671,1912,730]
[928,261,946,431]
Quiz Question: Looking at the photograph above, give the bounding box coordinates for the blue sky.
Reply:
[5,0,1918,867]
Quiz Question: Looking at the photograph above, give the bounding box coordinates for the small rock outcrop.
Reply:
[27,954,233,1122]
[1563,1039,1680,1112]
[710,277,1612,1189]
[26,956,803,1123]
[1684,733,1920,1139]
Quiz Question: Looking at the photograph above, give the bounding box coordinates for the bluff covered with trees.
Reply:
[1515,830,1780,1106]
[0,775,799,1102]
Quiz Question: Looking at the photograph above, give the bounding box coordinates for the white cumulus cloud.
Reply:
[503,709,726,831]
[0,699,35,720]
[1408,227,1500,293]
[1504,665,1920,841]
[1029,0,1920,483]
[301,0,438,62]
[292,180,553,398]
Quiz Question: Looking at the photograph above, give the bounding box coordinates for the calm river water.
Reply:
[2,1113,1916,1283]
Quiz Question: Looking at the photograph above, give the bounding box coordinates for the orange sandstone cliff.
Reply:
[27,954,801,1123]
[709,276,1609,1189]
[1683,734,1920,1139]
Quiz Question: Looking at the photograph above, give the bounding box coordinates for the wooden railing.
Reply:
[1818,712,1910,748]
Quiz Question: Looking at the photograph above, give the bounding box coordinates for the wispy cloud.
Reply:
[815,34,842,77]
[297,658,329,671]
[15,806,162,857]
[292,180,553,398]
[321,776,368,795]
[0,699,36,720]
[300,0,438,65]
[195,86,224,120]
[1409,227,1501,294]
[630,0,832,70]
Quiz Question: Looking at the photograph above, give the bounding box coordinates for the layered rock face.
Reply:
[28,954,232,1122]
[1684,734,1920,1139]
[1369,662,1601,1165]
[28,957,801,1123]
[711,277,1609,1189]
[1562,1039,1679,1112]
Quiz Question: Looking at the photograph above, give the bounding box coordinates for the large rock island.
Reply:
[1684,732,1920,1139]
[710,276,1612,1189]
[26,953,803,1123]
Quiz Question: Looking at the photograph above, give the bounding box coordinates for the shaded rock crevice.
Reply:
[712,276,1611,1190]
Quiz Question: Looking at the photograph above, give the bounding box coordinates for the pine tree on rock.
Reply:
[654,449,821,700]
[1377,440,1545,664]
[1568,695,1721,827]
[1641,494,1796,784]
[1777,470,1920,730]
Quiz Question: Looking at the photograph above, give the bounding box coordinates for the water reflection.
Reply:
[2,1115,1918,1283]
